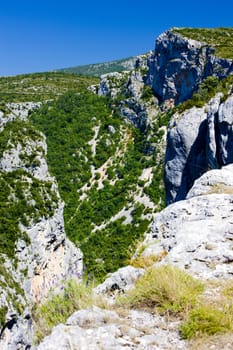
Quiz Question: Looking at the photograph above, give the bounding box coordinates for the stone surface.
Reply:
[36,306,186,350]
[187,163,233,198]
[0,102,41,132]
[165,93,233,204]
[149,29,233,104]
[94,266,145,295]
[144,166,233,279]
[165,105,208,203]
[97,52,159,130]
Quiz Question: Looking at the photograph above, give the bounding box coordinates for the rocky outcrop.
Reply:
[98,52,159,130]
[36,306,186,350]
[148,29,233,104]
[36,164,233,350]
[143,165,233,280]
[94,266,145,295]
[165,92,233,204]
[0,105,83,349]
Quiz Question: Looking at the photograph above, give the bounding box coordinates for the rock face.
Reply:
[98,52,160,130]
[143,165,233,280]
[148,29,233,104]
[36,306,186,350]
[165,92,233,204]
[0,105,83,349]
[94,266,145,295]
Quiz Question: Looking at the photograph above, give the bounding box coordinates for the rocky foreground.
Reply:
[36,164,233,349]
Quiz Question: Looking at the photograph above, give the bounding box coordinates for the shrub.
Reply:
[118,265,203,314]
[129,251,167,269]
[32,279,99,342]
[141,85,154,101]
[180,304,233,339]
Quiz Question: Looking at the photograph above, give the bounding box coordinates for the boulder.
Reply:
[144,166,233,280]
[94,266,145,295]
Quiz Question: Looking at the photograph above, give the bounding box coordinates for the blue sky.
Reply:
[1,0,233,76]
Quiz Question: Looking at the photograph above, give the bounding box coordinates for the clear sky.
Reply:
[1,0,233,76]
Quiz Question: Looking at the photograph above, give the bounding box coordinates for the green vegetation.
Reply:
[180,304,233,339]
[180,279,233,340]
[172,27,233,60]
[0,119,44,159]
[0,72,98,103]
[0,168,58,259]
[57,56,138,76]
[31,90,167,281]
[32,279,102,342]
[118,264,233,340]
[118,265,203,314]
[141,85,154,101]
[0,263,26,326]
[0,306,7,328]
[81,217,150,280]
[0,118,59,258]
[177,75,233,113]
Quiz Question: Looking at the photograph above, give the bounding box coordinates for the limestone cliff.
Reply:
[165,91,233,204]
[148,29,233,104]
[0,104,82,349]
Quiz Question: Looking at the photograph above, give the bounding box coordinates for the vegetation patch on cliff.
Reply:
[31,90,167,281]
[118,265,203,314]
[172,27,233,60]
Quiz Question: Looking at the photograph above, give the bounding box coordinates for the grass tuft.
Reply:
[117,265,203,314]
[32,279,105,343]
[129,251,167,269]
[180,304,233,339]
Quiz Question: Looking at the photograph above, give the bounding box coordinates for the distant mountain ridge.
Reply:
[56,55,149,76]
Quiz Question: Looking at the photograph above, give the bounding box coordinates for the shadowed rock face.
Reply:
[149,30,233,104]
[165,93,233,204]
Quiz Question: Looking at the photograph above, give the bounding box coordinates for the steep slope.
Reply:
[30,86,167,281]
[148,28,233,104]
[165,77,233,204]
[172,27,233,60]
[0,104,82,349]
[36,164,233,349]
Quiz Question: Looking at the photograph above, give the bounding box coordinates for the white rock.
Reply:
[94,266,145,295]
[145,166,233,279]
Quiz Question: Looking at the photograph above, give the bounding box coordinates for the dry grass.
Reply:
[206,183,233,195]
[180,279,233,341]
[32,278,109,343]
[180,304,233,340]
[129,251,167,269]
[117,265,204,315]
[188,333,233,350]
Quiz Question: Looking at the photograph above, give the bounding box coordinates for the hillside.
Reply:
[0,72,98,103]
[1,27,233,349]
[56,55,143,76]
